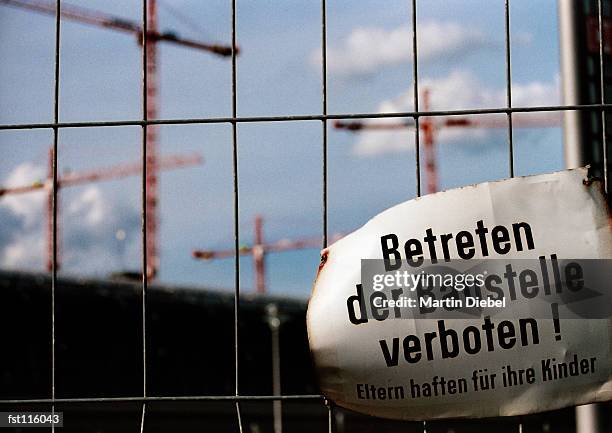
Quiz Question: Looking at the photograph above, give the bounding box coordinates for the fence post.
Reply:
[559,1,605,431]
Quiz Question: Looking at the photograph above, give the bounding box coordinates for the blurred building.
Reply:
[1,270,608,433]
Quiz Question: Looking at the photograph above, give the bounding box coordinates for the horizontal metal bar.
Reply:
[0,395,325,405]
[1,103,612,131]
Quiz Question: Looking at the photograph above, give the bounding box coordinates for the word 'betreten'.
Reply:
[381,220,535,269]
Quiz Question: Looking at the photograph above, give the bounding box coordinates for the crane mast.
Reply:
[335,87,561,195]
[145,0,159,278]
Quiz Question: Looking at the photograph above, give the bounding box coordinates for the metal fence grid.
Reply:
[0,0,609,432]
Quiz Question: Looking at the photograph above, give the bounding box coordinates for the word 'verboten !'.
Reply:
[378,316,539,367]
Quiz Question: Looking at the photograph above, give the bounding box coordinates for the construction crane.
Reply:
[1,0,236,278]
[0,152,202,197]
[192,215,345,294]
[0,0,234,55]
[0,148,203,272]
[335,87,561,194]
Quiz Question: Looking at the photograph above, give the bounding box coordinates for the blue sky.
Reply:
[0,0,563,297]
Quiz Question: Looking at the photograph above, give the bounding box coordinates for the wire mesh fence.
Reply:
[0,0,610,432]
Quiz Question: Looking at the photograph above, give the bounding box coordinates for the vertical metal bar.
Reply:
[139,404,146,433]
[558,0,584,169]
[598,0,609,193]
[321,2,333,429]
[412,0,421,197]
[235,400,244,433]
[267,305,282,433]
[577,404,600,433]
[321,0,328,248]
[504,0,514,178]
[506,6,522,430]
[231,0,244,432]
[231,0,239,397]
[51,0,61,431]
[326,399,334,433]
[575,7,608,432]
[140,0,149,430]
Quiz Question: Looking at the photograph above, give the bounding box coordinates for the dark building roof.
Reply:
[0,270,314,399]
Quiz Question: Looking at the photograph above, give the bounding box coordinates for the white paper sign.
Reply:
[307,167,612,420]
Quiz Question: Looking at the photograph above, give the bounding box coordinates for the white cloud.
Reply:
[59,185,141,273]
[513,31,534,45]
[1,231,45,269]
[353,70,560,156]
[0,164,140,274]
[2,162,47,227]
[311,21,488,76]
[67,186,106,227]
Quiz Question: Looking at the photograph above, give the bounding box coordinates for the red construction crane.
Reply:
[0,0,235,55]
[335,87,561,194]
[192,215,345,294]
[0,152,202,197]
[1,0,236,278]
[0,149,203,272]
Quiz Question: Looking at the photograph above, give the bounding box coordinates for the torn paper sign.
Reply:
[307,167,612,420]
